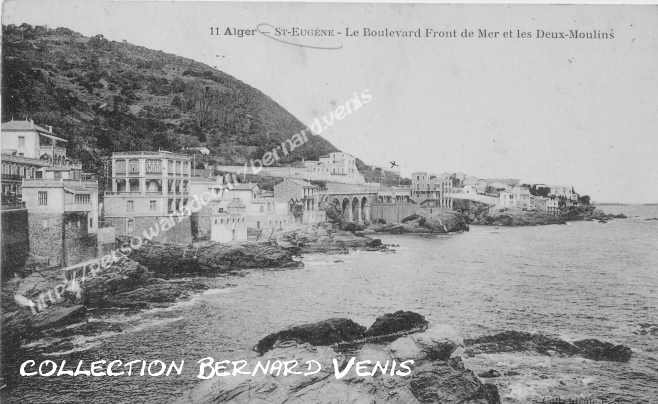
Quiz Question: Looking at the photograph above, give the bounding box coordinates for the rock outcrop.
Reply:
[254,318,367,355]
[473,210,567,226]
[180,316,500,404]
[276,224,386,254]
[365,310,429,338]
[123,239,302,277]
[256,311,430,355]
[464,331,632,362]
[370,211,470,234]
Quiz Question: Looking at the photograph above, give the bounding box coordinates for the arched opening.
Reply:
[361,196,369,224]
[351,197,360,223]
[342,198,351,221]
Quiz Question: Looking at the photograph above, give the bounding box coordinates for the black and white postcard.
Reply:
[1,1,657,403]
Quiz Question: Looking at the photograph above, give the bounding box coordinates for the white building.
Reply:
[210,198,247,243]
[498,186,531,209]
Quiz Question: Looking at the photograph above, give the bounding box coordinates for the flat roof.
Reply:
[112,150,190,160]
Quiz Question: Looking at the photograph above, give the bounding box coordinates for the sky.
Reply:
[3,0,657,203]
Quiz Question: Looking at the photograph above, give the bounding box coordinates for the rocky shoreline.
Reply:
[178,311,502,404]
[0,223,389,383]
[178,311,632,403]
[458,201,627,227]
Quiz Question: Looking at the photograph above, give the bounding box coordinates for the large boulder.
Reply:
[255,318,367,354]
[572,339,632,362]
[365,310,429,338]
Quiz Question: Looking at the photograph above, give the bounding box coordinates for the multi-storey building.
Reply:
[498,185,532,210]
[301,152,365,184]
[410,172,453,208]
[210,198,248,243]
[1,119,72,165]
[274,178,323,224]
[104,151,192,244]
[1,120,102,268]
[22,178,99,266]
[1,153,47,206]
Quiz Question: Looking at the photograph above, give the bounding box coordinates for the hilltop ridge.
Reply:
[1,24,340,173]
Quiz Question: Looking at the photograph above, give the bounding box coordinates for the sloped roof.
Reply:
[1,120,67,142]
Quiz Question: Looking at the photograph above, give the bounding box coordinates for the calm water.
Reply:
[4,205,658,403]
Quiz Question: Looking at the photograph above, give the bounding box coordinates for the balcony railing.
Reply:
[65,203,93,212]
[1,200,26,210]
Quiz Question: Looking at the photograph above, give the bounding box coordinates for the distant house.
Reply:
[185,146,210,155]
[210,198,247,243]
[410,171,453,208]
[22,178,99,266]
[1,119,72,166]
[498,186,531,209]
[274,178,323,224]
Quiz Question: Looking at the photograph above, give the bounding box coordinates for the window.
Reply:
[149,200,157,211]
[127,218,135,233]
[89,217,93,228]
[128,159,140,174]
[146,159,161,174]
[115,159,126,173]
[127,200,134,212]
[38,191,48,206]
[75,194,90,204]
[18,136,25,148]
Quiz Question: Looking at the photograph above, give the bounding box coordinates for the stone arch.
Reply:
[351,197,360,223]
[342,198,351,221]
[361,196,369,224]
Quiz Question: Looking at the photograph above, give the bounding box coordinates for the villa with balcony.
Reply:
[103,151,193,243]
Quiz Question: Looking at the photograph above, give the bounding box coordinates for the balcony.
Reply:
[65,203,93,212]
[1,200,26,211]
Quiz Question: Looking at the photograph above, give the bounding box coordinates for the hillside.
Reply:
[1,24,340,173]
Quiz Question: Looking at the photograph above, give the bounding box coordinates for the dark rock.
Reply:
[125,239,301,277]
[340,221,366,232]
[103,278,208,308]
[278,224,387,254]
[83,259,152,307]
[29,304,86,331]
[365,310,429,338]
[372,211,469,234]
[478,369,502,378]
[255,318,366,354]
[410,358,501,403]
[573,339,632,362]
[464,331,632,362]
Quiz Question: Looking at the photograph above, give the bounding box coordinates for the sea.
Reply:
[3,204,657,403]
